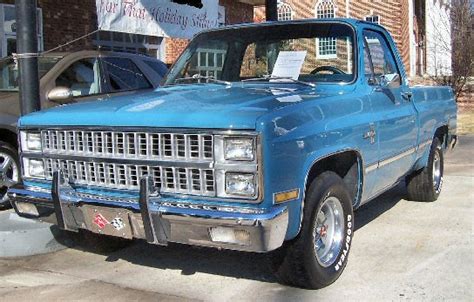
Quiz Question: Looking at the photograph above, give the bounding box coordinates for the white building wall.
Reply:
[425,0,452,76]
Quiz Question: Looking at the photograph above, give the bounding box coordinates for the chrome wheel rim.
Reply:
[0,152,19,203]
[433,148,442,191]
[313,196,345,267]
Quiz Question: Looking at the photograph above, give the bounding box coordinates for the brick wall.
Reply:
[164,37,189,65]
[39,0,97,51]
[1,0,97,52]
[255,0,412,75]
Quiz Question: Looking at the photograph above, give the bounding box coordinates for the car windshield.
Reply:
[0,56,62,91]
[165,22,355,86]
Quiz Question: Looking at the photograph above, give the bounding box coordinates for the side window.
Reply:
[55,58,101,97]
[103,57,152,92]
[144,60,168,79]
[363,30,401,87]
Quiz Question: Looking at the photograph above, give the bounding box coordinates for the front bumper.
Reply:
[8,172,288,252]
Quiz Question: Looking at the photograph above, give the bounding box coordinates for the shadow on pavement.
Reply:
[354,183,406,231]
[62,184,408,284]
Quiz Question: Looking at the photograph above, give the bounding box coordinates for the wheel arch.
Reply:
[414,124,449,171]
[434,125,449,149]
[295,149,364,236]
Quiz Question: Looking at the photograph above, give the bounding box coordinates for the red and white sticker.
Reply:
[93,213,110,229]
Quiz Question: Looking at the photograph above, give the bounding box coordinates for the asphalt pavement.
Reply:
[0,136,472,302]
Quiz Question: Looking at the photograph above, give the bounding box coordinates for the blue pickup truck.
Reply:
[8,19,457,289]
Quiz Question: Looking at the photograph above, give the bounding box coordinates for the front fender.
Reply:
[281,144,363,240]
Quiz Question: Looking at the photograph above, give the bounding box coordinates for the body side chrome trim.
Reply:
[364,162,378,173]
[417,140,432,151]
[378,147,417,168]
[364,139,432,174]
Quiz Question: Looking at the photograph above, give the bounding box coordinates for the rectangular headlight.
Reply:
[20,131,42,152]
[224,137,255,161]
[23,158,45,178]
[225,173,256,197]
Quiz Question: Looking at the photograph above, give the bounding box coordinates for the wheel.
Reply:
[270,171,354,289]
[0,141,20,209]
[406,137,444,202]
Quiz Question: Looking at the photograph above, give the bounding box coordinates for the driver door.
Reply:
[364,29,418,196]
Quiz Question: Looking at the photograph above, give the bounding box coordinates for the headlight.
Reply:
[225,173,256,197]
[224,137,255,161]
[20,131,42,152]
[23,158,45,178]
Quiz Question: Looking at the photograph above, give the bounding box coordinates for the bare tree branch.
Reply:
[429,0,473,100]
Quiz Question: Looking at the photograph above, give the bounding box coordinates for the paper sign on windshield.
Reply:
[272,51,307,80]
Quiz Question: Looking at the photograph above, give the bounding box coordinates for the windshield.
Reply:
[165,22,356,86]
[0,56,62,91]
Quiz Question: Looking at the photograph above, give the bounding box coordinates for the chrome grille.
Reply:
[44,158,216,196]
[41,130,214,161]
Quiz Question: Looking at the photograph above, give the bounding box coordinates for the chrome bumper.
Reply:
[8,172,288,252]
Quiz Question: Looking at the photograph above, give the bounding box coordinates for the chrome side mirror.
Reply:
[379,73,400,89]
[47,86,74,104]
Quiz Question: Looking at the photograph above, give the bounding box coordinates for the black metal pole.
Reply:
[265,0,278,21]
[15,0,40,115]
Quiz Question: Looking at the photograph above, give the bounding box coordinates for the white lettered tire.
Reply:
[270,171,354,289]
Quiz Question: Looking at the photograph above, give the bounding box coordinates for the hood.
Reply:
[20,84,325,130]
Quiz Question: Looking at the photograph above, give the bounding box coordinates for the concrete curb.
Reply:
[0,210,68,258]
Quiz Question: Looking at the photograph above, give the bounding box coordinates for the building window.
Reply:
[0,4,43,58]
[365,15,380,24]
[316,0,336,19]
[278,3,293,21]
[315,0,337,59]
[93,31,164,60]
[194,49,226,78]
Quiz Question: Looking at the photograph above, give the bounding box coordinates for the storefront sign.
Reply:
[96,0,219,39]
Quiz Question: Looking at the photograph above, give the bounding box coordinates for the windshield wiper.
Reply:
[174,74,231,86]
[242,75,316,88]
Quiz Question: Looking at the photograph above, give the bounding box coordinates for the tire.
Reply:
[0,141,20,210]
[406,137,444,202]
[270,171,354,289]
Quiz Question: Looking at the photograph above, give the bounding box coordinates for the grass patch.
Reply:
[458,105,474,134]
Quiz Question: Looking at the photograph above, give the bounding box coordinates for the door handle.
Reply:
[401,91,413,101]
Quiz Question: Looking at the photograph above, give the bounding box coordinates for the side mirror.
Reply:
[47,86,74,104]
[379,73,400,89]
